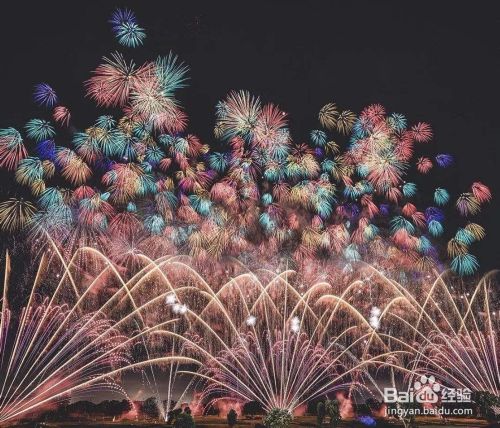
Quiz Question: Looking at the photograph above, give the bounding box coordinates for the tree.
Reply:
[227,408,238,427]
[473,391,500,421]
[173,410,196,428]
[67,400,95,419]
[325,399,341,428]
[112,400,131,418]
[243,400,264,416]
[365,398,382,413]
[316,401,326,427]
[263,408,292,428]
[168,408,183,424]
[40,398,70,421]
[121,399,132,413]
[96,399,131,419]
[142,397,159,420]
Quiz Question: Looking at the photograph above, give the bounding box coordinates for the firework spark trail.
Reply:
[142,264,394,413]
[0,242,497,423]
[352,266,500,395]
[0,243,139,409]
[138,319,198,421]
[0,248,204,424]
[134,256,498,411]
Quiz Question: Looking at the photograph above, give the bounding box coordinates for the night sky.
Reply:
[0,1,498,271]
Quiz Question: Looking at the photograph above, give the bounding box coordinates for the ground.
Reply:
[5,415,492,428]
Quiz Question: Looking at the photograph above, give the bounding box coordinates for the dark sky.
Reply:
[0,1,498,271]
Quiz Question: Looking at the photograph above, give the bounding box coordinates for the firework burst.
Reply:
[0,248,198,424]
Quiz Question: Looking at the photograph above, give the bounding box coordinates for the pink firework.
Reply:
[471,182,492,203]
[411,122,433,143]
[0,129,27,170]
[416,156,433,173]
[85,53,153,108]
[53,106,71,127]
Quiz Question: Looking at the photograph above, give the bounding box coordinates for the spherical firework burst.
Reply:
[318,102,339,130]
[33,83,58,108]
[85,53,153,107]
[25,119,55,142]
[456,192,481,216]
[0,128,27,170]
[109,8,146,48]
[53,106,71,127]
[336,110,357,135]
[0,198,37,232]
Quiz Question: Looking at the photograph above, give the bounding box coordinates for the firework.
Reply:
[435,153,453,167]
[433,188,450,206]
[0,128,27,170]
[218,90,262,140]
[152,265,396,414]
[0,198,37,232]
[110,8,146,48]
[471,182,492,203]
[0,7,492,279]
[411,122,433,143]
[0,8,497,427]
[25,119,55,142]
[336,110,356,135]
[0,249,197,424]
[416,157,433,174]
[318,103,339,130]
[374,268,499,396]
[108,257,499,416]
[0,244,497,424]
[456,193,481,216]
[450,253,480,276]
[53,106,71,127]
[85,53,153,107]
[33,83,58,108]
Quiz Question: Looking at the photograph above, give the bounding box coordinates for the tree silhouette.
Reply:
[227,408,238,427]
[316,401,326,427]
[173,409,196,428]
[142,397,159,419]
[243,400,264,416]
[263,408,292,428]
[325,399,341,428]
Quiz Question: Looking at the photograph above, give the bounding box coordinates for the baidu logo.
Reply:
[384,374,442,404]
[383,374,471,405]
[413,375,440,404]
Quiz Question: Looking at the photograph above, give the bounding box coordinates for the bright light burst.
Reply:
[0,15,491,276]
[85,53,153,107]
[181,273,391,413]
[33,83,58,108]
[372,268,500,396]
[110,8,146,48]
[0,198,37,232]
[318,102,339,130]
[0,244,497,423]
[0,249,197,424]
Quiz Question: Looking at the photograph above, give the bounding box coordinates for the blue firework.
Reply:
[110,8,146,48]
[33,83,58,107]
